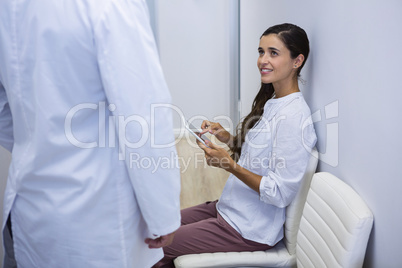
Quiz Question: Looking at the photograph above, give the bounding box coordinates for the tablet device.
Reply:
[184,120,211,148]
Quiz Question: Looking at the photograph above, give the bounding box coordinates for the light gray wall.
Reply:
[154,0,238,131]
[240,0,402,267]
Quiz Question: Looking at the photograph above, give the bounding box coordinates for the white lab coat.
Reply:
[0,0,181,267]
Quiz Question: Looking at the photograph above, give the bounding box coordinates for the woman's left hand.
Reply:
[197,139,262,193]
[197,139,235,171]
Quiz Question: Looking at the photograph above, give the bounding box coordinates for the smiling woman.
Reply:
[154,23,317,268]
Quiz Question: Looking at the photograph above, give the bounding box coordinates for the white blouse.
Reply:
[217,92,317,246]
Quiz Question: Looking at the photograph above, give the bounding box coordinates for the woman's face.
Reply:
[257,34,298,86]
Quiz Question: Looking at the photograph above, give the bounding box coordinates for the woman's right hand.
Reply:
[200,120,232,145]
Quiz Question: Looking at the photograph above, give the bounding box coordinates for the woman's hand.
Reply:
[144,232,176,249]
[197,139,262,194]
[197,139,235,171]
[200,120,232,145]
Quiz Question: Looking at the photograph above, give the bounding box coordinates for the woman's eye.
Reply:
[258,50,264,56]
[271,51,278,56]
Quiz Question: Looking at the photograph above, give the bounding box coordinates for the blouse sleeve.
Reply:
[259,111,316,208]
[92,0,181,237]
[0,80,13,152]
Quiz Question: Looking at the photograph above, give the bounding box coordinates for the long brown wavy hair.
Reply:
[229,23,310,161]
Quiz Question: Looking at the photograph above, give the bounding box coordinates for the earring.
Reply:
[294,65,298,68]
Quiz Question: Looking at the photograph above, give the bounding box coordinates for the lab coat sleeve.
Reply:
[259,112,316,208]
[0,80,13,152]
[93,0,181,236]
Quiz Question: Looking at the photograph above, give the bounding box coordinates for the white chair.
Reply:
[296,172,373,267]
[174,149,319,268]
[174,171,374,268]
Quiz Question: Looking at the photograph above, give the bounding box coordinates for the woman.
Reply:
[152,23,317,267]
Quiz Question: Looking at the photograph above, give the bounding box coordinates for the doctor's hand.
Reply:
[145,232,176,249]
[200,120,232,145]
[197,139,236,172]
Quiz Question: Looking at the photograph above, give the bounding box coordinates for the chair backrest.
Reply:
[283,148,318,255]
[296,172,373,268]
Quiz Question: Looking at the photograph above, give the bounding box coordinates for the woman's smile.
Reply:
[260,68,273,74]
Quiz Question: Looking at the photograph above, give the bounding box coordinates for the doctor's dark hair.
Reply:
[229,23,310,161]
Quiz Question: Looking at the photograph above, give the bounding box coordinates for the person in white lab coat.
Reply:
[0,0,181,267]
